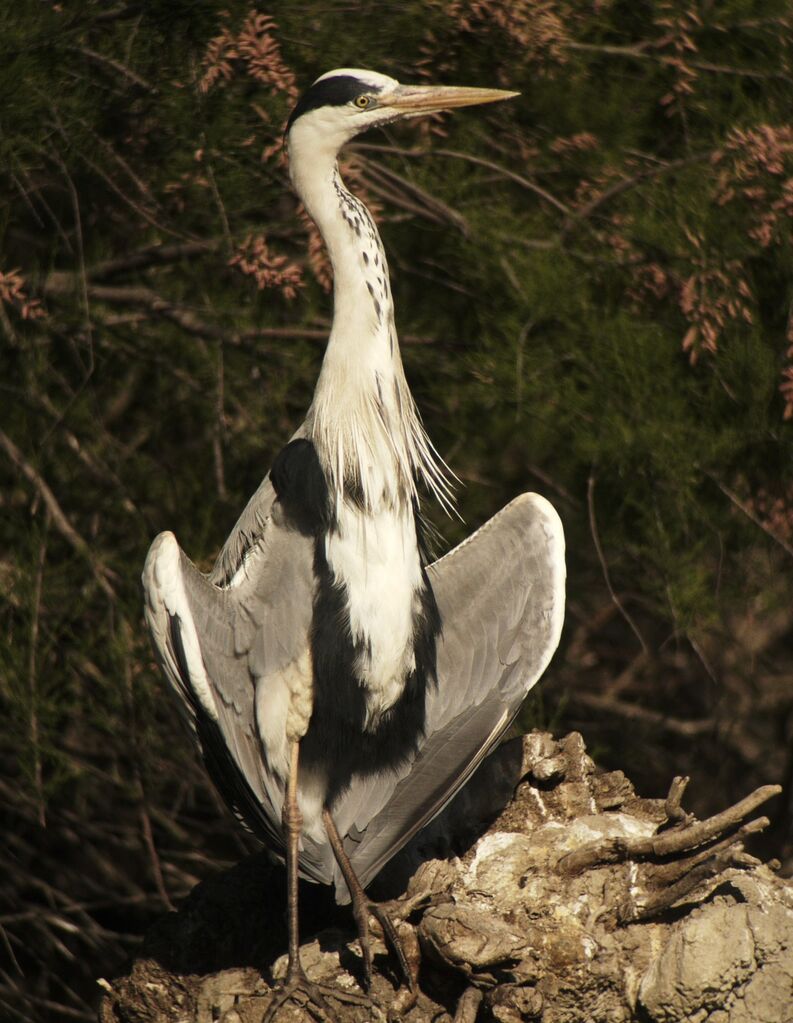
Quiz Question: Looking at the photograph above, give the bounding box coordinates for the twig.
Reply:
[354,142,571,215]
[241,325,435,345]
[27,516,49,829]
[9,160,74,252]
[525,463,576,504]
[619,852,735,923]
[213,338,227,501]
[654,787,779,855]
[122,619,175,912]
[0,428,117,599]
[707,473,793,560]
[46,283,230,339]
[51,150,94,376]
[4,991,94,1021]
[587,473,649,655]
[434,148,571,215]
[72,45,155,93]
[44,116,189,242]
[85,240,223,280]
[202,141,234,252]
[559,783,781,874]
[79,146,191,240]
[603,649,648,698]
[355,154,469,234]
[647,817,767,888]
[571,691,714,738]
[564,151,714,228]
[0,303,18,346]
[9,170,45,227]
[37,391,140,515]
[563,41,793,85]
[73,114,156,201]
[0,923,23,977]
[664,776,691,824]
[359,167,460,229]
[506,233,560,251]
[43,279,437,345]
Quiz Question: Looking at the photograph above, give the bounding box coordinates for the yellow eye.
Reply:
[354,95,371,109]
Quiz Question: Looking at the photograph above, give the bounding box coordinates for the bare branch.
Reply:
[665,776,692,825]
[564,41,793,85]
[0,429,117,599]
[72,114,157,201]
[121,619,175,912]
[42,278,437,346]
[50,150,94,374]
[27,517,49,828]
[354,142,571,216]
[707,474,793,560]
[564,151,715,228]
[571,690,714,738]
[105,240,223,279]
[587,473,649,655]
[71,45,156,93]
[355,154,469,234]
[558,783,781,874]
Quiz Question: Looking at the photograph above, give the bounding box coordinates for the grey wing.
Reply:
[208,423,308,587]
[142,484,333,884]
[332,492,565,899]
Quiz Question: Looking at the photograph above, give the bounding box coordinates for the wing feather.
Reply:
[142,488,333,884]
[332,492,565,898]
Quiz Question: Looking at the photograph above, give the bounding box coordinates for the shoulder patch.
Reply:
[270,438,332,536]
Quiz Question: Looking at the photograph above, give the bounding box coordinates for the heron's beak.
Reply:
[382,84,519,118]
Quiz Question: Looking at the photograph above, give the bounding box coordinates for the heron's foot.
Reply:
[364,900,420,996]
[264,961,340,1023]
[348,892,399,992]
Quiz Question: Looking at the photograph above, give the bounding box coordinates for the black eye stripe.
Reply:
[287,76,383,131]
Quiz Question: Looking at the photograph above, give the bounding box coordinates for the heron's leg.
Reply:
[322,808,417,995]
[284,739,304,981]
[264,742,337,1023]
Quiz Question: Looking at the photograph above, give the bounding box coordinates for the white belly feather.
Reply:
[325,500,423,729]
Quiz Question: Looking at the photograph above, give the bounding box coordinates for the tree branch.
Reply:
[71,45,156,94]
[587,473,649,655]
[354,143,571,216]
[564,41,793,85]
[0,429,117,599]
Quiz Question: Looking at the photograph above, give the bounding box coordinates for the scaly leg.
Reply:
[264,742,337,1023]
[322,808,418,995]
[283,741,304,983]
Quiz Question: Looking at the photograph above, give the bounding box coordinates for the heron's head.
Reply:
[286,68,517,163]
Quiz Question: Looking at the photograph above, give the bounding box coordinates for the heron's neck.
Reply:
[296,157,395,371]
[291,150,453,514]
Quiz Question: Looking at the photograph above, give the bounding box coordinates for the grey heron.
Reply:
[143,67,565,1012]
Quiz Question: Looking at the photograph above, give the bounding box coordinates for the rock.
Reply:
[99,732,792,1023]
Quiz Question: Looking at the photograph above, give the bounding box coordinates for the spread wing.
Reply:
[331,492,565,899]
[142,476,334,884]
[144,485,564,901]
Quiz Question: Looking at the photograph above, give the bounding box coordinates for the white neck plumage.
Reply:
[288,128,454,517]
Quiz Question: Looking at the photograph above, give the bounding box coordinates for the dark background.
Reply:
[1,2,792,1019]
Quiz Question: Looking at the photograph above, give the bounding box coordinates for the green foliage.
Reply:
[1,2,792,1018]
